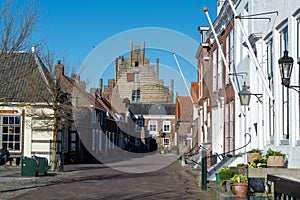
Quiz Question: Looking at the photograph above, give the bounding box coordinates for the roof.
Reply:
[129,103,175,115]
[0,52,54,103]
[177,96,192,121]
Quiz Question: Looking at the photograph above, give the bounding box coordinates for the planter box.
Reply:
[267,156,284,168]
[247,153,262,163]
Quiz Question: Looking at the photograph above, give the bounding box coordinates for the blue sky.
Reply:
[32,0,217,95]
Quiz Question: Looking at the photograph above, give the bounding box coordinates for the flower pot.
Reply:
[232,182,248,197]
[225,180,232,192]
[267,156,284,168]
[247,153,262,163]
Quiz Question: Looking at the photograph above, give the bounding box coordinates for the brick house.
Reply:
[102,41,176,150]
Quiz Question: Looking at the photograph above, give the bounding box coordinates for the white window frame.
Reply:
[0,115,22,151]
[149,120,157,132]
[163,121,171,133]
[218,45,223,90]
[225,36,230,85]
[135,120,143,132]
[278,24,289,141]
[163,137,170,147]
[213,50,217,92]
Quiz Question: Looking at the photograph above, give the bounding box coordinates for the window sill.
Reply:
[268,140,274,145]
[280,139,289,145]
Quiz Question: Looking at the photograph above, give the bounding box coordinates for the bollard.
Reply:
[201,156,207,190]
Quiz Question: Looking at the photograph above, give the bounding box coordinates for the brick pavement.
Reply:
[0,160,212,200]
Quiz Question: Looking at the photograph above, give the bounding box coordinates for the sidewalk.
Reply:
[0,164,79,199]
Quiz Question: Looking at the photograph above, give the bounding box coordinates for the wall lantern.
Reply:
[239,82,252,106]
[238,82,263,106]
[278,50,294,87]
[278,51,300,93]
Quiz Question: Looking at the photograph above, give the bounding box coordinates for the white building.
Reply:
[199,0,300,167]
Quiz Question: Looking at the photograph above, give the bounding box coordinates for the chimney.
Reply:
[156,58,159,80]
[114,58,118,82]
[99,78,103,95]
[142,41,145,64]
[71,74,80,83]
[54,60,64,79]
[170,79,174,102]
[31,46,36,53]
[130,41,133,66]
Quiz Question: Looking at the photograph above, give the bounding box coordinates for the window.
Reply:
[225,103,229,152]
[213,50,217,92]
[297,18,300,140]
[134,73,139,82]
[135,120,143,132]
[218,45,223,90]
[163,138,170,147]
[135,61,139,67]
[132,89,140,102]
[91,108,96,123]
[280,27,288,52]
[1,115,21,151]
[229,101,234,151]
[149,121,157,131]
[225,36,230,85]
[229,29,234,70]
[266,39,275,139]
[163,121,171,132]
[280,26,289,140]
[298,18,300,58]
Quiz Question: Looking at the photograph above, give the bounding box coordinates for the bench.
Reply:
[268,174,300,199]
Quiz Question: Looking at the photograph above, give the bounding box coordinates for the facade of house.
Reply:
[196,0,300,167]
[103,41,176,149]
[0,51,58,163]
[55,61,126,162]
[196,2,237,166]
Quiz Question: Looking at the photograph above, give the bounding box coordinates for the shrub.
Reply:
[218,167,237,182]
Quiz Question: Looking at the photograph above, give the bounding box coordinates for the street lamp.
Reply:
[278,51,300,92]
[239,82,252,106]
[238,82,263,106]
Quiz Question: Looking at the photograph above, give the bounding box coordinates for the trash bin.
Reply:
[21,157,39,177]
[32,155,48,175]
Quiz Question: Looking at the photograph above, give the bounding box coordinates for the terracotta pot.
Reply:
[267,156,284,167]
[247,153,262,163]
[232,182,248,197]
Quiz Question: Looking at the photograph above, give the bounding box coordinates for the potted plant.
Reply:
[230,174,248,197]
[248,157,267,168]
[217,167,237,192]
[247,148,263,163]
[158,145,165,154]
[266,148,285,168]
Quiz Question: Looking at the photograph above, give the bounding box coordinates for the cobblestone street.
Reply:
[0,159,212,200]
